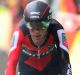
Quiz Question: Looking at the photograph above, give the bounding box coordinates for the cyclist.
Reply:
[5,1,72,75]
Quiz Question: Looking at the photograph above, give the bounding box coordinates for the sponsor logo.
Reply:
[47,14,52,20]
[18,72,20,75]
[30,15,40,19]
[49,9,52,13]
[67,64,72,75]
[62,33,68,48]
[30,12,40,15]
[30,12,40,19]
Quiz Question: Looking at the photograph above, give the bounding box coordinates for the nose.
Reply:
[35,27,41,31]
[33,27,41,34]
[35,29,40,33]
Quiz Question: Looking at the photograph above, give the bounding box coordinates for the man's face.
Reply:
[29,25,47,40]
[26,22,48,45]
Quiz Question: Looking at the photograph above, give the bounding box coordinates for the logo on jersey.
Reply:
[10,35,15,48]
[62,33,68,48]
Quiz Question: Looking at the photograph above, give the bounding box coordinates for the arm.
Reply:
[51,19,72,75]
[57,29,72,75]
[5,29,24,75]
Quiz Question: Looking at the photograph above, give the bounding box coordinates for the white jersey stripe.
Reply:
[9,31,19,55]
[57,29,68,52]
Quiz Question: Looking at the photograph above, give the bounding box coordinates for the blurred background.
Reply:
[0,0,80,75]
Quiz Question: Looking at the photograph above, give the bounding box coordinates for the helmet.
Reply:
[23,0,52,29]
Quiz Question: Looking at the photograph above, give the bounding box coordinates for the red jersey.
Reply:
[5,19,72,75]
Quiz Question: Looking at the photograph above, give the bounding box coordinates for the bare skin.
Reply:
[28,25,47,46]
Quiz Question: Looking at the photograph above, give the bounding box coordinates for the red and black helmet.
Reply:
[23,0,52,29]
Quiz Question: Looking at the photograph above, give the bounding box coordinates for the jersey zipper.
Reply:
[37,46,40,59]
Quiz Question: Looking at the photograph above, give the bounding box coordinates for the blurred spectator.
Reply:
[0,5,13,52]
[0,3,12,75]
[0,51,8,75]
[74,0,80,14]
[70,28,80,75]
[55,0,77,14]
[0,0,7,6]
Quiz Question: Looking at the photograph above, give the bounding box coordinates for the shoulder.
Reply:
[50,19,64,30]
[48,19,65,36]
[18,19,29,36]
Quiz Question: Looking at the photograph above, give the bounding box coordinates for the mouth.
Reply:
[33,35,41,40]
[35,35,41,37]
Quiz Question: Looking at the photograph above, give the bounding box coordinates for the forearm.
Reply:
[5,52,18,75]
[59,50,72,75]
[60,60,72,75]
[5,47,21,75]
[6,61,17,75]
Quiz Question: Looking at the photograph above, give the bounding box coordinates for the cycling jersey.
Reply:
[6,19,72,75]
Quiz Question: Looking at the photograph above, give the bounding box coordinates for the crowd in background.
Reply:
[0,0,80,75]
